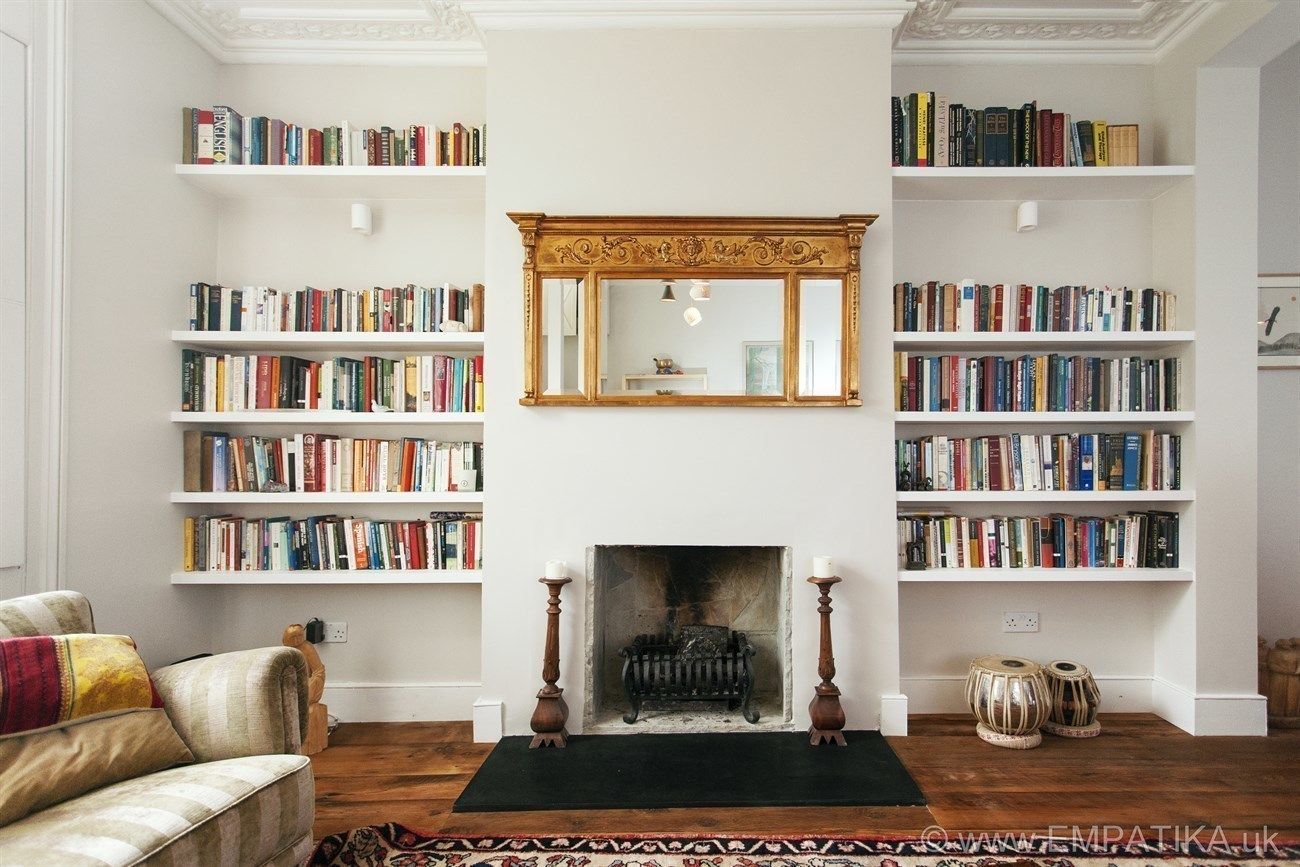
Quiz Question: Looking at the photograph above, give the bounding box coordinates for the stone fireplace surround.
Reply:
[583,544,794,734]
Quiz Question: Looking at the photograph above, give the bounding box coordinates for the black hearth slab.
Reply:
[452,731,925,812]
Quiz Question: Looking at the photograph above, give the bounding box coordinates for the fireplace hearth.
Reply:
[585,544,792,733]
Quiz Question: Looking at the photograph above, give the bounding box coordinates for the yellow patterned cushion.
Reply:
[0,634,161,734]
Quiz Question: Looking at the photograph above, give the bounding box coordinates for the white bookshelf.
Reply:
[171,411,483,425]
[171,569,482,586]
[172,330,483,352]
[175,164,485,200]
[171,491,482,504]
[897,489,1193,504]
[892,165,1194,201]
[897,568,1193,583]
[892,331,1194,351]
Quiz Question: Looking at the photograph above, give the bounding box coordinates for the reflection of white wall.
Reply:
[603,279,843,395]
[1257,41,1300,644]
[605,279,783,393]
[800,279,842,396]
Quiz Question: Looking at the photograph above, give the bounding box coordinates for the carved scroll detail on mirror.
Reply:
[509,213,876,407]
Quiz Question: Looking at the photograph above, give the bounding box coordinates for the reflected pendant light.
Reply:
[689,279,711,301]
[683,306,703,326]
[660,279,677,302]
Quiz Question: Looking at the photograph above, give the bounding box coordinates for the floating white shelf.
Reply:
[172,330,483,352]
[897,490,1193,503]
[898,568,1193,583]
[171,411,483,425]
[894,411,1193,424]
[174,164,485,200]
[893,331,1195,351]
[170,491,482,504]
[892,165,1194,201]
[171,569,482,585]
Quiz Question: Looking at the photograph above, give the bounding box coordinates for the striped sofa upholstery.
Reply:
[0,592,315,866]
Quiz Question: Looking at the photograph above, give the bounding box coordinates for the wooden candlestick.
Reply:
[529,576,572,748]
[807,575,847,746]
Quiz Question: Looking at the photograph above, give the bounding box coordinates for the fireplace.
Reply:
[584,544,793,733]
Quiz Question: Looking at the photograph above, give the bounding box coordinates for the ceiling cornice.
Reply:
[892,0,1216,66]
[459,1,915,31]
[145,0,488,66]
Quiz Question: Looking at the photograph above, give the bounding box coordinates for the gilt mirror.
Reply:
[512,214,875,407]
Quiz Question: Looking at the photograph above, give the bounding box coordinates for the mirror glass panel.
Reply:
[798,278,843,397]
[599,278,784,397]
[540,277,584,396]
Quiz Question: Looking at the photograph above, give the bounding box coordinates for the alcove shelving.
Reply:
[171,161,486,587]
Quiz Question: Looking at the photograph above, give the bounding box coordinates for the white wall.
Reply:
[1257,41,1300,644]
[63,0,221,667]
[206,65,487,716]
[480,26,898,737]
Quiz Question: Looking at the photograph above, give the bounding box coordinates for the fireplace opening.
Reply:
[584,544,793,733]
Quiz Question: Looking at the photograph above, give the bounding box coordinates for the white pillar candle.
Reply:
[545,559,566,579]
[812,556,833,578]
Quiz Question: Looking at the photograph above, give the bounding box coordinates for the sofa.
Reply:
[0,591,315,866]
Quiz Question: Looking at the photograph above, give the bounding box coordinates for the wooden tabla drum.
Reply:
[965,655,1050,749]
[1041,659,1102,738]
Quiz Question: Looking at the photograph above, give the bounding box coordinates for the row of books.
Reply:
[189,283,484,334]
[894,282,1177,333]
[181,106,485,167]
[182,431,482,494]
[895,431,1182,492]
[179,352,484,414]
[897,511,1179,570]
[893,353,1182,413]
[182,513,482,572]
[891,94,1139,168]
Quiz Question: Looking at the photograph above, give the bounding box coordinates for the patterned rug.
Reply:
[307,824,1300,867]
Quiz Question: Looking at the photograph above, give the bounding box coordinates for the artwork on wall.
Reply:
[1258,275,1300,369]
[742,341,783,395]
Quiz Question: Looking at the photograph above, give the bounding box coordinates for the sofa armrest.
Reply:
[152,647,308,762]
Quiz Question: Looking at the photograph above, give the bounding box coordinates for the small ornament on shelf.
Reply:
[904,540,927,571]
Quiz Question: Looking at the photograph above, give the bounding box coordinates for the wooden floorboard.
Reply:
[308,714,1300,841]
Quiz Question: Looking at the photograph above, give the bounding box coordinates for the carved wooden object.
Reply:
[807,575,847,746]
[1263,638,1300,729]
[530,576,573,748]
[282,624,329,755]
[508,213,876,407]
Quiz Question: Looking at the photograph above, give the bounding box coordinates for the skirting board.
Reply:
[880,693,908,736]
[323,682,481,723]
[1151,677,1268,736]
[902,674,1154,715]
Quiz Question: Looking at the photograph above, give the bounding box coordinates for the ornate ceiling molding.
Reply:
[147,0,1221,66]
[144,0,487,66]
[893,0,1217,65]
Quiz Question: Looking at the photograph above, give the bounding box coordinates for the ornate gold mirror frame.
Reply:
[509,213,876,407]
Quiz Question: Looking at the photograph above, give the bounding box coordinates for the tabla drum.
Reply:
[1042,659,1102,738]
[965,654,1051,749]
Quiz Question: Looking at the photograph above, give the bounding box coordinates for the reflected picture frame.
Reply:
[1259,274,1300,369]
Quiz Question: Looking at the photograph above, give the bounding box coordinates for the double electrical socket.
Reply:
[321,621,348,643]
[1002,611,1040,633]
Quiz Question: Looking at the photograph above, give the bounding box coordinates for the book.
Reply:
[184,512,482,572]
[1094,120,1109,167]
[180,106,487,167]
[896,430,1181,492]
[179,352,485,414]
[187,282,484,333]
[899,510,1177,569]
[894,281,1176,333]
[919,350,1119,414]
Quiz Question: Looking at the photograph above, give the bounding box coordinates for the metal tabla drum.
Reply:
[965,654,1051,749]
[1042,659,1102,738]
